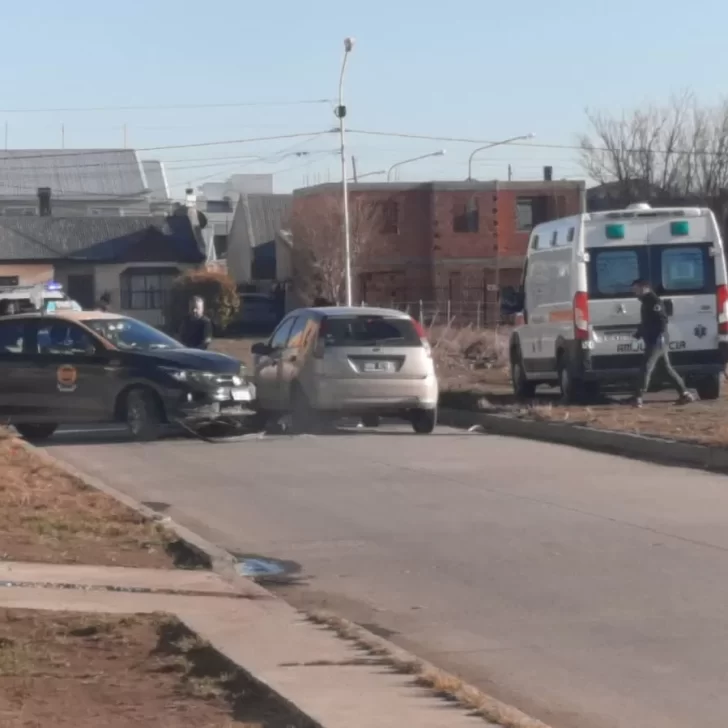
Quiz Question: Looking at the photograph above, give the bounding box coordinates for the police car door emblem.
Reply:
[57,365,78,393]
[694,324,707,339]
[616,304,626,315]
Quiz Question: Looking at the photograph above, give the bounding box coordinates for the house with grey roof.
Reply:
[225,193,293,287]
[0,210,204,327]
[0,149,168,217]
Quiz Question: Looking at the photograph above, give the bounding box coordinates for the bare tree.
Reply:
[579,92,728,203]
[289,194,380,305]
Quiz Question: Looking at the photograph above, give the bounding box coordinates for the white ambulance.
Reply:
[503,203,728,402]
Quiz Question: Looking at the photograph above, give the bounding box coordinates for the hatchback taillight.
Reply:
[573,291,590,340]
[411,318,432,356]
[717,284,728,335]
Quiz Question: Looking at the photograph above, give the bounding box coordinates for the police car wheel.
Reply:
[15,423,57,441]
[124,388,163,441]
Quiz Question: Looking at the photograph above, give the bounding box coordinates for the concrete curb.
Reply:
[440,407,728,473]
[14,434,554,728]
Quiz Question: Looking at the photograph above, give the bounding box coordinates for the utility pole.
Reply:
[123,123,127,148]
[508,164,512,181]
[4,122,7,151]
[352,155,359,183]
[61,123,65,149]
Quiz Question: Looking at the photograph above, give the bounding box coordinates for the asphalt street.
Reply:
[43,423,728,728]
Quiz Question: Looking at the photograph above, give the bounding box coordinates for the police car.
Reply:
[0,280,82,314]
[0,309,255,441]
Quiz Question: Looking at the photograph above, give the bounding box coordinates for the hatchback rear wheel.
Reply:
[411,408,437,434]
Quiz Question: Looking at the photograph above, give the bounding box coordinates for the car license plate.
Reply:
[603,331,635,342]
[363,361,395,373]
[231,389,252,401]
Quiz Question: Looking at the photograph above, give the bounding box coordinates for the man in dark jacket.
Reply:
[631,278,693,407]
[178,296,213,350]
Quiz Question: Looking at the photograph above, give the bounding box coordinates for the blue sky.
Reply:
[1,0,726,197]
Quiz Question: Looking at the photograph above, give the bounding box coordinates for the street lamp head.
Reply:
[436,149,446,156]
[525,133,535,140]
[344,37,355,52]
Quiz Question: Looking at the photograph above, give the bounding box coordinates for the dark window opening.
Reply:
[453,198,479,233]
[378,200,399,234]
[516,196,550,231]
[213,234,228,258]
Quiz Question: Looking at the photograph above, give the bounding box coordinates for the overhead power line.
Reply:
[0,130,335,165]
[349,129,728,158]
[0,99,334,113]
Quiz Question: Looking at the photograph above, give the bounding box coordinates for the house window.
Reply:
[516,196,550,231]
[120,267,179,311]
[213,234,228,258]
[453,197,479,233]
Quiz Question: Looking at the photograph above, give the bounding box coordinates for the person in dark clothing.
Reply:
[96,292,112,312]
[178,296,213,350]
[631,278,693,408]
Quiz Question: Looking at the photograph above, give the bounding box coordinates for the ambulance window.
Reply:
[567,227,575,243]
[589,248,646,299]
[657,244,713,294]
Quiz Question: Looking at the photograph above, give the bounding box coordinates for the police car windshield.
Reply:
[86,318,182,351]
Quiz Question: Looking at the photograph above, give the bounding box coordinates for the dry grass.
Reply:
[525,397,728,447]
[0,431,177,567]
[306,610,551,728]
[0,609,312,727]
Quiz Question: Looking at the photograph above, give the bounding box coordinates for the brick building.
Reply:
[290,179,585,322]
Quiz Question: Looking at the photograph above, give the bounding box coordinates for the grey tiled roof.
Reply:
[0,215,203,263]
[0,149,147,198]
[237,193,292,248]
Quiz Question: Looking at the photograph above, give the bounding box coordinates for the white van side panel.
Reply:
[520,216,583,376]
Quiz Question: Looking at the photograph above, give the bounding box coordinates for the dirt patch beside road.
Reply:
[0,432,179,568]
[0,609,311,728]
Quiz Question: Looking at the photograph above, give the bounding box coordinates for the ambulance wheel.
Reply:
[15,423,58,441]
[696,374,721,401]
[511,351,536,400]
[558,355,583,404]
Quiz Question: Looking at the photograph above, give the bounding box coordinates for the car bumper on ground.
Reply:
[165,384,257,423]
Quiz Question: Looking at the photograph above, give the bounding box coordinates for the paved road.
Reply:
[44,424,728,728]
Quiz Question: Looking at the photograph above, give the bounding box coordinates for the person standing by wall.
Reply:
[178,296,213,350]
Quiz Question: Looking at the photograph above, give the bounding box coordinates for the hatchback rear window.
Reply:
[321,316,421,347]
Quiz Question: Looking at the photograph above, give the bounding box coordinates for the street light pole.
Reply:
[467,134,535,181]
[348,169,386,182]
[387,150,446,182]
[336,37,355,306]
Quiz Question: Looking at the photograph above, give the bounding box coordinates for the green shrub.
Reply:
[166,269,239,335]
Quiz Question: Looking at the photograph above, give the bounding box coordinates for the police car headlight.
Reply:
[231,375,243,387]
[162,368,215,384]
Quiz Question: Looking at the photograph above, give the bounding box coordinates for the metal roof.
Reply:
[0,149,148,198]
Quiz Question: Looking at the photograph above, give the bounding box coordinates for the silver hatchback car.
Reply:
[251,306,439,433]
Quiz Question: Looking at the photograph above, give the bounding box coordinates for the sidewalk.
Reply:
[0,561,497,728]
